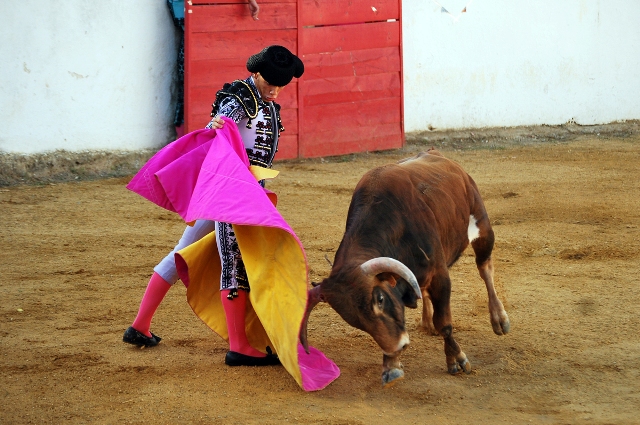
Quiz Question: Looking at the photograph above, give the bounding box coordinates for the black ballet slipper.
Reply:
[123,326,162,347]
[224,347,281,366]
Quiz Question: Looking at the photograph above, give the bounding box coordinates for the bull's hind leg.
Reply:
[429,272,471,375]
[419,289,439,335]
[470,218,510,335]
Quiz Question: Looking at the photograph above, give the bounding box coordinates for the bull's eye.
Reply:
[372,287,387,314]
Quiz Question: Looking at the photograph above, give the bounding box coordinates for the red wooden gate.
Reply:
[184,0,403,159]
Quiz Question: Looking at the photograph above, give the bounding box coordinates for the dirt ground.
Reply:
[1,132,639,424]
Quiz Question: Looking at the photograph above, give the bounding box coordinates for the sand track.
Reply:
[1,134,639,424]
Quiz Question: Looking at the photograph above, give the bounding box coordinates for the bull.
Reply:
[300,149,510,386]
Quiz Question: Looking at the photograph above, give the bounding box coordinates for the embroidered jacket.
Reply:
[207,76,285,169]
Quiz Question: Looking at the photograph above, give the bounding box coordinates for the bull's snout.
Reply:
[398,333,410,351]
[381,336,408,388]
[383,332,410,356]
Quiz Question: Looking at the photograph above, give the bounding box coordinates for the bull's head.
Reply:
[300,257,422,357]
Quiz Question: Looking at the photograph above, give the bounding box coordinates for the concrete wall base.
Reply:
[0,150,156,186]
[2,121,638,186]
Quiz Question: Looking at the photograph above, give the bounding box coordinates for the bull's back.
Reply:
[396,151,485,262]
[343,150,486,272]
[398,151,476,207]
[355,150,476,213]
[398,150,466,182]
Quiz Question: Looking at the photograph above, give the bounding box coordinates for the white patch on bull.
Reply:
[396,332,411,353]
[382,332,411,355]
[468,215,480,242]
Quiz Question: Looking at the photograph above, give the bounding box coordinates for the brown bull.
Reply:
[300,149,510,386]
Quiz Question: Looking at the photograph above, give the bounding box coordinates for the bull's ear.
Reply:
[377,272,397,287]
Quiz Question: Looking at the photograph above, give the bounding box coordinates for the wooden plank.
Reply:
[300,129,403,157]
[301,47,400,80]
[302,123,400,144]
[302,97,401,129]
[187,81,299,111]
[298,19,403,156]
[299,97,401,156]
[186,105,299,132]
[296,0,303,160]
[300,0,398,27]
[301,72,400,106]
[185,108,299,137]
[273,133,298,160]
[185,2,404,155]
[191,0,294,4]
[302,121,400,145]
[278,108,299,135]
[187,95,216,121]
[186,107,300,135]
[186,97,214,117]
[184,5,194,132]
[303,86,400,107]
[186,105,300,135]
[398,0,405,147]
[189,3,296,32]
[301,21,399,55]
[186,110,214,129]
[184,2,299,132]
[344,121,401,140]
[188,60,248,87]
[189,29,297,60]
[186,105,298,133]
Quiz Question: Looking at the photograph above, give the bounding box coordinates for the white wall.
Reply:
[2,1,639,155]
[402,0,640,132]
[0,1,178,154]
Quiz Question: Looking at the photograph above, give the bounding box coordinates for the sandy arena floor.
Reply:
[1,133,639,424]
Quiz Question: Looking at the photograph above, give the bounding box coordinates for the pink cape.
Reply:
[126,118,339,391]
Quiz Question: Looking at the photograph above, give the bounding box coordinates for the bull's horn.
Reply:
[360,257,422,299]
[299,285,323,354]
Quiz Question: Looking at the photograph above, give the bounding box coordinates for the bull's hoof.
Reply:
[491,310,511,335]
[448,358,471,375]
[382,367,405,387]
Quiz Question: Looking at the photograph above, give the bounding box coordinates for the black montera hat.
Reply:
[246,45,304,87]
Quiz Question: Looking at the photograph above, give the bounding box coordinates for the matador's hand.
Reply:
[211,116,225,129]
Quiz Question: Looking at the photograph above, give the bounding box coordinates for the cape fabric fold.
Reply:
[126,118,339,391]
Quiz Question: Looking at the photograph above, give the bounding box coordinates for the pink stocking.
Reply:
[131,272,171,337]
[221,290,265,357]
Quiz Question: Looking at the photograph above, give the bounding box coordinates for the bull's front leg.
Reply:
[441,324,471,374]
[382,353,404,387]
[430,273,471,375]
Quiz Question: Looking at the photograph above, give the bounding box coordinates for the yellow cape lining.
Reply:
[178,225,307,387]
